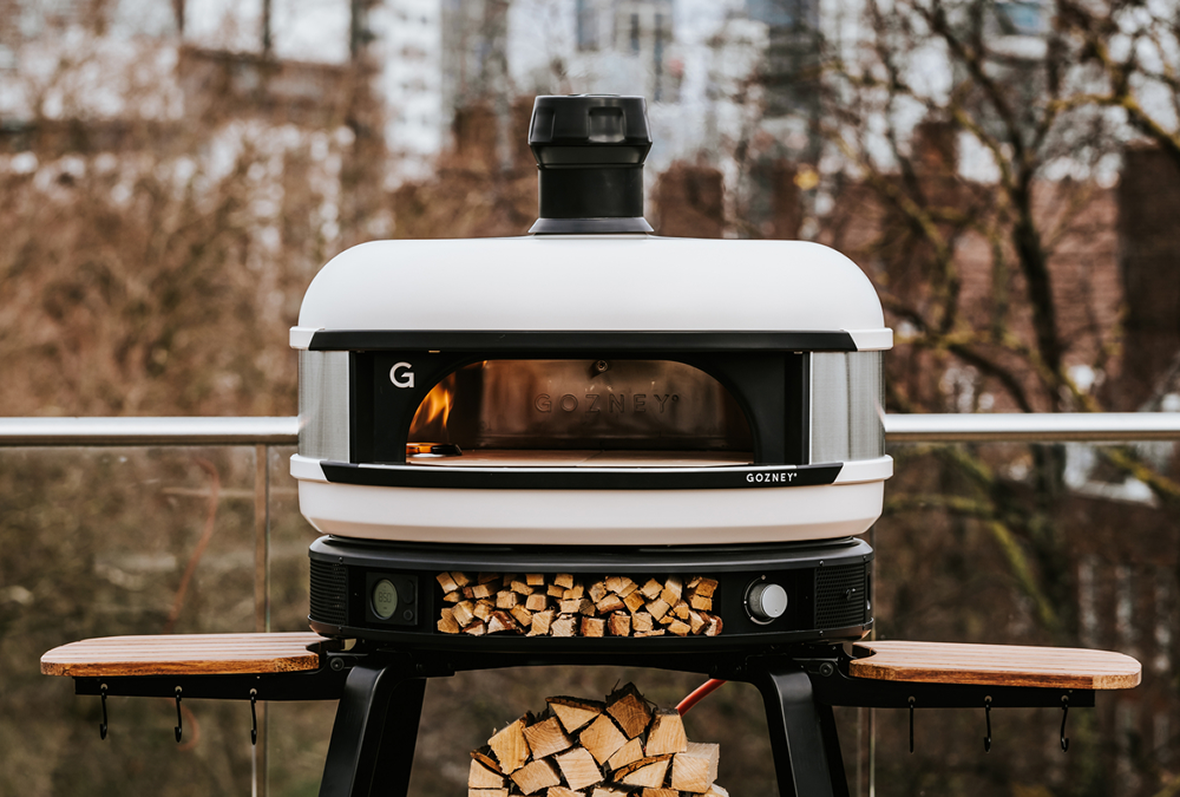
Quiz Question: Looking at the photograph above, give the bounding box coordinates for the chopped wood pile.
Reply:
[436,572,723,639]
[469,683,727,797]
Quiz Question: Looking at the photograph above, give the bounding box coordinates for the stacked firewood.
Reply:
[436,572,722,639]
[468,683,726,797]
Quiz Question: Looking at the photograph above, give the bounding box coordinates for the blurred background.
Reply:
[3,0,1180,794]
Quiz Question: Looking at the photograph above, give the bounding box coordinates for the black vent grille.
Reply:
[814,563,868,629]
[310,559,349,626]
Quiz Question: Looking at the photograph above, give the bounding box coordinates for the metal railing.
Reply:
[3,412,1180,447]
[5,412,1174,797]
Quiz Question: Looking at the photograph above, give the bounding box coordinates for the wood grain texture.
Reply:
[849,641,1141,690]
[40,632,326,677]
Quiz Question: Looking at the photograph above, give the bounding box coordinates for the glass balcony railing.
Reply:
[2,413,1177,797]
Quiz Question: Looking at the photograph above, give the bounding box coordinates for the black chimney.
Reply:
[527,95,654,234]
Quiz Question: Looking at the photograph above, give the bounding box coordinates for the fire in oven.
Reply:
[291,94,892,649]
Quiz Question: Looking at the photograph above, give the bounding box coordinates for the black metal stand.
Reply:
[319,659,426,797]
[748,659,849,797]
[73,644,1093,797]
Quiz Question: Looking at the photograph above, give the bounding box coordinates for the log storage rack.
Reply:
[42,632,1140,797]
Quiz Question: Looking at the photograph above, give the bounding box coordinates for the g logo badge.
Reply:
[390,362,415,389]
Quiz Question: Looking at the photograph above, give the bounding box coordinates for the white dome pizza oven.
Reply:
[292,95,891,651]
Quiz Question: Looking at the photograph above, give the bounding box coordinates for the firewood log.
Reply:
[555,747,604,792]
[511,580,533,595]
[589,787,630,797]
[659,576,683,606]
[529,610,555,636]
[606,576,637,598]
[588,581,609,603]
[496,591,519,610]
[554,573,575,589]
[488,715,531,774]
[603,736,642,772]
[523,716,573,759]
[511,758,561,795]
[547,788,583,797]
[595,594,625,615]
[526,593,550,612]
[437,572,460,593]
[606,613,631,637]
[473,600,494,621]
[644,709,688,756]
[450,571,472,588]
[526,574,546,587]
[462,620,487,636]
[468,789,508,797]
[622,591,647,614]
[546,696,605,734]
[438,608,461,634]
[612,755,671,789]
[605,683,651,738]
[487,610,518,635]
[670,742,719,793]
[471,748,502,773]
[578,714,627,764]
[511,605,534,629]
[580,616,606,637]
[639,579,662,601]
[645,598,671,622]
[469,758,507,789]
[551,614,578,637]
[559,598,592,616]
[452,601,476,627]
[631,612,653,633]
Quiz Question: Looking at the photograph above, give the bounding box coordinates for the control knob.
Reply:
[746,580,788,623]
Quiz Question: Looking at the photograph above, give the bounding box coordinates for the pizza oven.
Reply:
[291,95,891,651]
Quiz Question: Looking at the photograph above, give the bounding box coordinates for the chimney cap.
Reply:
[528,95,653,234]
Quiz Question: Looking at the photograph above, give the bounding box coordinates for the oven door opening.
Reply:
[406,359,754,468]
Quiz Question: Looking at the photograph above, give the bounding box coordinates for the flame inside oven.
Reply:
[409,372,459,435]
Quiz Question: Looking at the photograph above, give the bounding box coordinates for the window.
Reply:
[576,0,599,51]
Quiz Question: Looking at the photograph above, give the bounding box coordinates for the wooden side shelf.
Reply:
[849,640,1141,690]
[40,632,327,678]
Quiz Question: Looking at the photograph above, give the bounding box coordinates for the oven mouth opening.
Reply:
[405,359,754,468]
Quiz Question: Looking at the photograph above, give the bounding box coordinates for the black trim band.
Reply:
[310,535,872,573]
[308,330,858,352]
[319,461,843,490]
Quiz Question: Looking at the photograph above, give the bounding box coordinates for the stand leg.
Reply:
[749,659,849,797]
[318,662,427,797]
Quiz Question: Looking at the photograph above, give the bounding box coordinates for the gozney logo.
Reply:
[747,471,799,484]
[390,362,415,389]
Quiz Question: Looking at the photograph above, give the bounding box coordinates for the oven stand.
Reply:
[68,644,1096,797]
[314,649,880,797]
[749,660,849,797]
[319,659,426,797]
